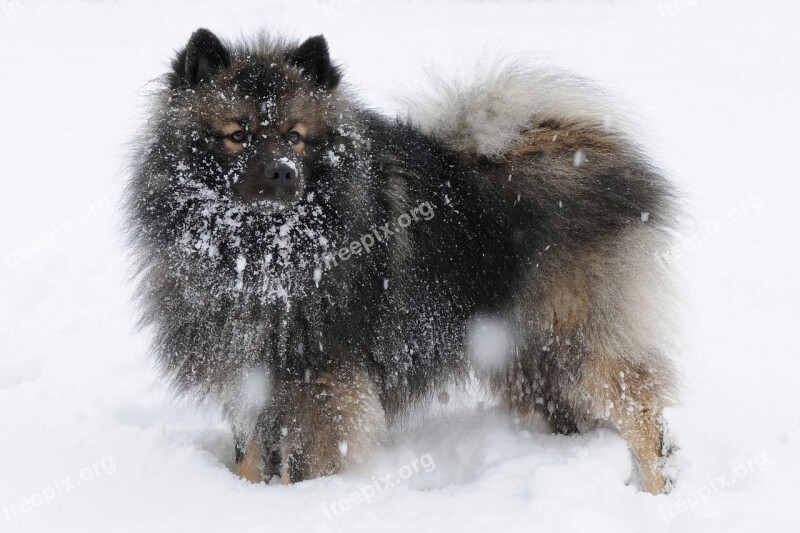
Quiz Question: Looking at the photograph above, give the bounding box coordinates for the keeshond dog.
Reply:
[125,29,678,493]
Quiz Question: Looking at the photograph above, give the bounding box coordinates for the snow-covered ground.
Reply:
[1,1,799,531]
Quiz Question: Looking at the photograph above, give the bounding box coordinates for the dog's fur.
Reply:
[125,29,679,493]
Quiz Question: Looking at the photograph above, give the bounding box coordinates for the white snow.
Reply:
[466,317,514,371]
[277,157,297,171]
[240,369,270,410]
[573,149,586,167]
[1,1,800,532]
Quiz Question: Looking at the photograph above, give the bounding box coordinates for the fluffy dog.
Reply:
[125,29,678,493]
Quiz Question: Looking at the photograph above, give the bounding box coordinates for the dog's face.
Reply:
[164,30,343,214]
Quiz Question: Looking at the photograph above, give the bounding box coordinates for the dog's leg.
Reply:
[501,346,671,493]
[234,436,265,483]
[576,353,672,494]
[493,350,671,493]
[616,406,668,494]
[275,365,387,483]
[507,233,676,494]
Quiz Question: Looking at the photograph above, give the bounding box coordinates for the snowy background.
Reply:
[1,0,799,531]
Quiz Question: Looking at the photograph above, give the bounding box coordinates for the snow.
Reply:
[277,157,297,171]
[573,149,586,167]
[467,317,514,370]
[1,1,799,532]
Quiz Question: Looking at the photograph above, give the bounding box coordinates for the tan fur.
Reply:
[236,440,264,483]
[494,121,633,209]
[543,257,592,338]
[213,120,250,153]
[222,140,242,153]
[279,441,291,485]
[506,124,619,160]
[289,122,308,137]
[276,363,387,481]
[291,141,305,155]
[578,352,667,493]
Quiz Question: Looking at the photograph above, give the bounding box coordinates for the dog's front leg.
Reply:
[274,365,387,483]
[234,435,265,483]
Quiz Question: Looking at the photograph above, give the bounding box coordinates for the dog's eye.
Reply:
[229,130,247,143]
[287,131,303,144]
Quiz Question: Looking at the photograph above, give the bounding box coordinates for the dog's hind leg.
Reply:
[506,238,676,493]
[574,352,673,494]
[498,340,672,493]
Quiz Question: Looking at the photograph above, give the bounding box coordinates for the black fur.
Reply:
[172,28,231,88]
[286,35,341,89]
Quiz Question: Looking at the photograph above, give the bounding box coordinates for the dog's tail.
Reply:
[403,61,632,159]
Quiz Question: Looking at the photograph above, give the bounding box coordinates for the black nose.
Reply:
[264,160,297,182]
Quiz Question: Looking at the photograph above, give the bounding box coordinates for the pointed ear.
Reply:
[172,28,231,88]
[288,35,341,89]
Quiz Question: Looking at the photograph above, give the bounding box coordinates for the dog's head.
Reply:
[162,29,346,213]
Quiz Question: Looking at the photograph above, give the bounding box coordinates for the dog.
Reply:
[125,28,679,493]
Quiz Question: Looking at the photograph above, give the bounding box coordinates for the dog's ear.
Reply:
[172,28,230,88]
[288,35,341,90]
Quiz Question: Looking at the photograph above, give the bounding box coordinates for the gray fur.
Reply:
[404,61,630,158]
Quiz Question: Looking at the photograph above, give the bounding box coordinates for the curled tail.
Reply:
[403,61,632,159]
